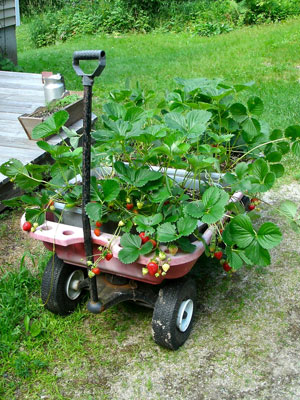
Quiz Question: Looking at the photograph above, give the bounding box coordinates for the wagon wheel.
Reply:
[41,254,86,315]
[152,279,197,350]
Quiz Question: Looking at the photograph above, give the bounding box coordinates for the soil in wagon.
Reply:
[1,180,300,399]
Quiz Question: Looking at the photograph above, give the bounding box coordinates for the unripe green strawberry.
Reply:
[88,270,95,278]
[159,251,166,261]
[33,222,39,228]
[168,244,178,255]
[155,272,160,278]
[137,201,144,209]
[126,197,131,204]
[142,267,148,276]
[118,220,125,227]
[31,227,36,232]
[161,271,167,276]
[162,263,170,272]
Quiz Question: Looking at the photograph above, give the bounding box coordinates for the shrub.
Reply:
[27,0,300,47]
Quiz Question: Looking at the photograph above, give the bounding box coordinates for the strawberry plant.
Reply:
[1,77,300,274]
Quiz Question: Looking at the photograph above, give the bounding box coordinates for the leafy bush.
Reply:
[26,0,300,47]
[238,0,300,24]
[0,55,23,72]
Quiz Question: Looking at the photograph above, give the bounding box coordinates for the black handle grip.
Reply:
[72,50,106,81]
[73,50,105,63]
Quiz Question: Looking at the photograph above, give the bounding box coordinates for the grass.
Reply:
[17,17,300,129]
[1,18,300,399]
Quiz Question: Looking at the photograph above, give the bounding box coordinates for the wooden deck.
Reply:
[0,71,95,210]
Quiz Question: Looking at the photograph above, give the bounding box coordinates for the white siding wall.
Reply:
[0,0,16,28]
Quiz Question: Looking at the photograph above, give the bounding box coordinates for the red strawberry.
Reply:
[94,228,101,236]
[251,198,259,203]
[149,239,157,248]
[147,261,158,276]
[105,253,113,261]
[223,262,232,272]
[139,232,149,244]
[96,221,102,228]
[214,251,223,260]
[249,204,255,211]
[22,221,32,232]
[91,267,101,275]
[126,203,134,210]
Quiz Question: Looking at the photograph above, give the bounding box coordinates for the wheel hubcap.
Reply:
[65,270,84,300]
[176,299,194,332]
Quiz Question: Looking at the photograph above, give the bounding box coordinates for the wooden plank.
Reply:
[0,71,42,80]
[0,111,23,121]
[0,87,44,97]
[0,80,44,90]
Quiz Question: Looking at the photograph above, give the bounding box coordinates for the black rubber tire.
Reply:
[152,279,197,350]
[41,254,85,315]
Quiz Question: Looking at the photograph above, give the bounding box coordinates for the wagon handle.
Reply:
[72,50,106,85]
[72,50,106,314]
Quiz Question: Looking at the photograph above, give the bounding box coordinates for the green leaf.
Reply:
[151,187,170,203]
[177,217,198,237]
[277,141,290,155]
[140,241,153,255]
[20,195,41,206]
[101,179,120,202]
[118,248,140,264]
[251,158,268,181]
[134,168,162,187]
[119,232,141,249]
[230,215,255,248]
[245,241,270,266]
[230,103,247,123]
[285,125,300,140]
[279,200,298,219]
[270,163,284,178]
[184,201,205,218]
[0,158,26,177]
[165,112,186,133]
[85,202,102,222]
[247,96,264,116]
[25,208,45,225]
[257,222,282,249]
[235,162,248,179]
[270,129,283,140]
[186,110,211,134]
[32,110,69,139]
[266,151,282,163]
[292,141,300,157]
[157,223,178,243]
[242,118,260,139]
[30,320,42,337]
[176,237,196,253]
[225,248,243,270]
[202,204,225,224]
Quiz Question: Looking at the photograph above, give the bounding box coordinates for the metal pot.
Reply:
[43,73,65,103]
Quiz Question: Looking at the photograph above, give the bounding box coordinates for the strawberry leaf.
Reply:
[118,248,140,264]
[120,232,141,249]
[245,241,271,266]
[157,222,178,243]
[257,222,282,249]
[229,215,255,248]
[85,202,102,222]
[177,217,198,237]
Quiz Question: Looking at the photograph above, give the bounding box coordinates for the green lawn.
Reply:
[1,18,300,399]
[17,18,300,129]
